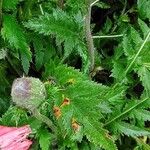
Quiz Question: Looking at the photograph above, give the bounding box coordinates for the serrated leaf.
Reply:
[138,19,150,38]
[103,17,112,33]
[24,9,88,66]
[138,66,150,96]
[47,63,117,149]
[44,62,89,85]
[133,109,150,121]
[105,98,149,126]
[83,118,117,150]
[24,10,81,44]
[21,52,30,75]
[123,26,143,60]
[1,15,31,74]
[33,36,44,70]
[137,0,150,19]
[113,122,150,137]
[0,106,28,126]
[3,0,21,10]
[122,34,135,59]
[130,27,143,46]
[111,60,126,82]
[38,127,52,150]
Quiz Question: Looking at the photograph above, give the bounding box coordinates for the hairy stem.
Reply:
[85,0,95,71]
[0,0,2,30]
[32,108,56,132]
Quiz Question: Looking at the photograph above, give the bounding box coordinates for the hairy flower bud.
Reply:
[11,77,46,110]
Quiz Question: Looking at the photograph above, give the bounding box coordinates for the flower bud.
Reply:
[11,77,46,110]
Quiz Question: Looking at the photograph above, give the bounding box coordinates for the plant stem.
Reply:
[32,108,56,133]
[93,34,123,39]
[125,30,150,74]
[121,0,127,15]
[104,98,148,126]
[111,31,150,90]
[85,0,95,71]
[38,0,44,15]
[90,0,99,7]
[0,0,3,30]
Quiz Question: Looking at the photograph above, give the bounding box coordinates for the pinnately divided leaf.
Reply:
[1,15,31,74]
[24,9,87,61]
[1,1,150,149]
[46,63,117,150]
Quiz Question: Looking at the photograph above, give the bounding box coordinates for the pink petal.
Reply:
[0,126,17,136]
[0,125,32,150]
[2,139,32,150]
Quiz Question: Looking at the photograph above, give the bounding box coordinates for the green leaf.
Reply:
[3,0,21,10]
[111,60,126,82]
[83,118,117,150]
[0,97,10,115]
[24,10,82,44]
[112,122,150,137]
[46,63,117,149]
[138,66,150,96]
[129,26,143,47]
[137,0,150,19]
[1,15,31,74]
[138,19,150,38]
[123,26,143,60]
[133,109,150,121]
[21,52,31,75]
[65,0,86,13]
[0,49,7,59]
[103,17,112,33]
[0,106,28,126]
[33,36,44,70]
[0,63,9,94]
[44,62,89,85]
[122,34,134,58]
[135,138,150,150]
[38,127,52,150]
[24,9,87,63]
[104,98,149,126]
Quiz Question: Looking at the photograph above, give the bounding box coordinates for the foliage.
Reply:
[0,0,150,149]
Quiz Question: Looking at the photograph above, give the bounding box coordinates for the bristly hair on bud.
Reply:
[11,77,46,110]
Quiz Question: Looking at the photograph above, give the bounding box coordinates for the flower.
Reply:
[0,125,32,150]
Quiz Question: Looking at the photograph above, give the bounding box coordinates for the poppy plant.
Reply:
[0,125,32,150]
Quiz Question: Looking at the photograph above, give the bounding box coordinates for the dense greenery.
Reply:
[0,0,150,149]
